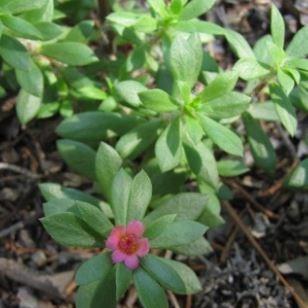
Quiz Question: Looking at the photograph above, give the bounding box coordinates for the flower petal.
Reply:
[137,238,150,257]
[124,255,139,270]
[106,226,125,249]
[126,220,144,237]
[112,250,126,263]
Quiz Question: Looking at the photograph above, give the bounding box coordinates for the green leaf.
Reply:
[139,89,178,112]
[175,20,224,36]
[16,90,41,124]
[69,201,113,238]
[150,220,206,249]
[57,139,96,180]
[43,198,75,217]
[155,118,182,172]
[141,255,186,294]
[57,112,140,146]
[127,170,152,222]
[284,67,300,84]
[284,159,308,190]
[144,214,177,239]
[21,0,54,23]
[184,115,204,144]
[107,12,156,33]
[217,159,249,177]
[224,29,255,59]
[170,34,203,89]
[65,20,95,43]
[233,58,269,80]
[126,46,146,71]
[39,183,105,210]
[147,0,167,17]
[170,0,185,14]
[111,168,132,225]
[271,4,285,49]
[72,85,106,101]
[0,0,46,14]
[253,35,273,65]
[107,11,140,28]
[144,193,207,223]
[199,114,243,157]
[116,263,132,300]
[76,252,112,285]
[0,34,30,70]
[161,259,202,294]
[287,26,308,58]
[16,61,43,97]
[37,102,59,119]
[172,237,213,256]
[134,268,168,308]
[270,84,297,136]
[41,212,100,247]
[133,15,157,33]
[36,22,62,40]
[201,92,250,119]
[268,42,286,67]
[144,159,186,195]
[243,112,277,172]
[1,15,42,40]
[197,191,224,228]
[116,120,162,159]
[180,0,216,20]
[277,69,295,95]
[62,67,105,99]
[76,267,116,308]
[184,140,219,189]
[290,85,308,112]
[248,101,280,122]
[41,42,97,66]
[115,80,147,107]
[198,71,238,102]
[96,142,122,201]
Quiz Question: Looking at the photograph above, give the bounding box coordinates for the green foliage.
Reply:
[243,113,277,172]
[134,269,168,308]
[199,114,243,157]
[0,0,98,124]
[284,159,308,190]
[141,255,187,294]
[31,1,308,307]
[41,167,209,307]
[76,252,113,286]
[155,118,182,172]
[149,220,207,249]
[41,212,102,247]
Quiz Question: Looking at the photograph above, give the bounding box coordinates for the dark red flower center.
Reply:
[118,234,139,255]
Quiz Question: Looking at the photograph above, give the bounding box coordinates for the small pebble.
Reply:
[32,251,47,268]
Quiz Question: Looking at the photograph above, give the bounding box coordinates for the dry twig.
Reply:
[223,201,308,308]
[0,162,41,179]
[168,291,181,308]
[0,258,74,300]
[227,179,280,220]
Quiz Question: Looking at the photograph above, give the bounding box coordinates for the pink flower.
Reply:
[106,220,150,270]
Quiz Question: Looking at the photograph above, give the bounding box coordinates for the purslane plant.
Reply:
[57,2,308,187]
[41,143,209,307]
[55,33,250,215]
[39,1,308,307]
[0,0,100,124]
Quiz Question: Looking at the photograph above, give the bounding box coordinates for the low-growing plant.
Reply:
[0,0,102,123]
[40,143,213,307]
[34,0,308,307]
